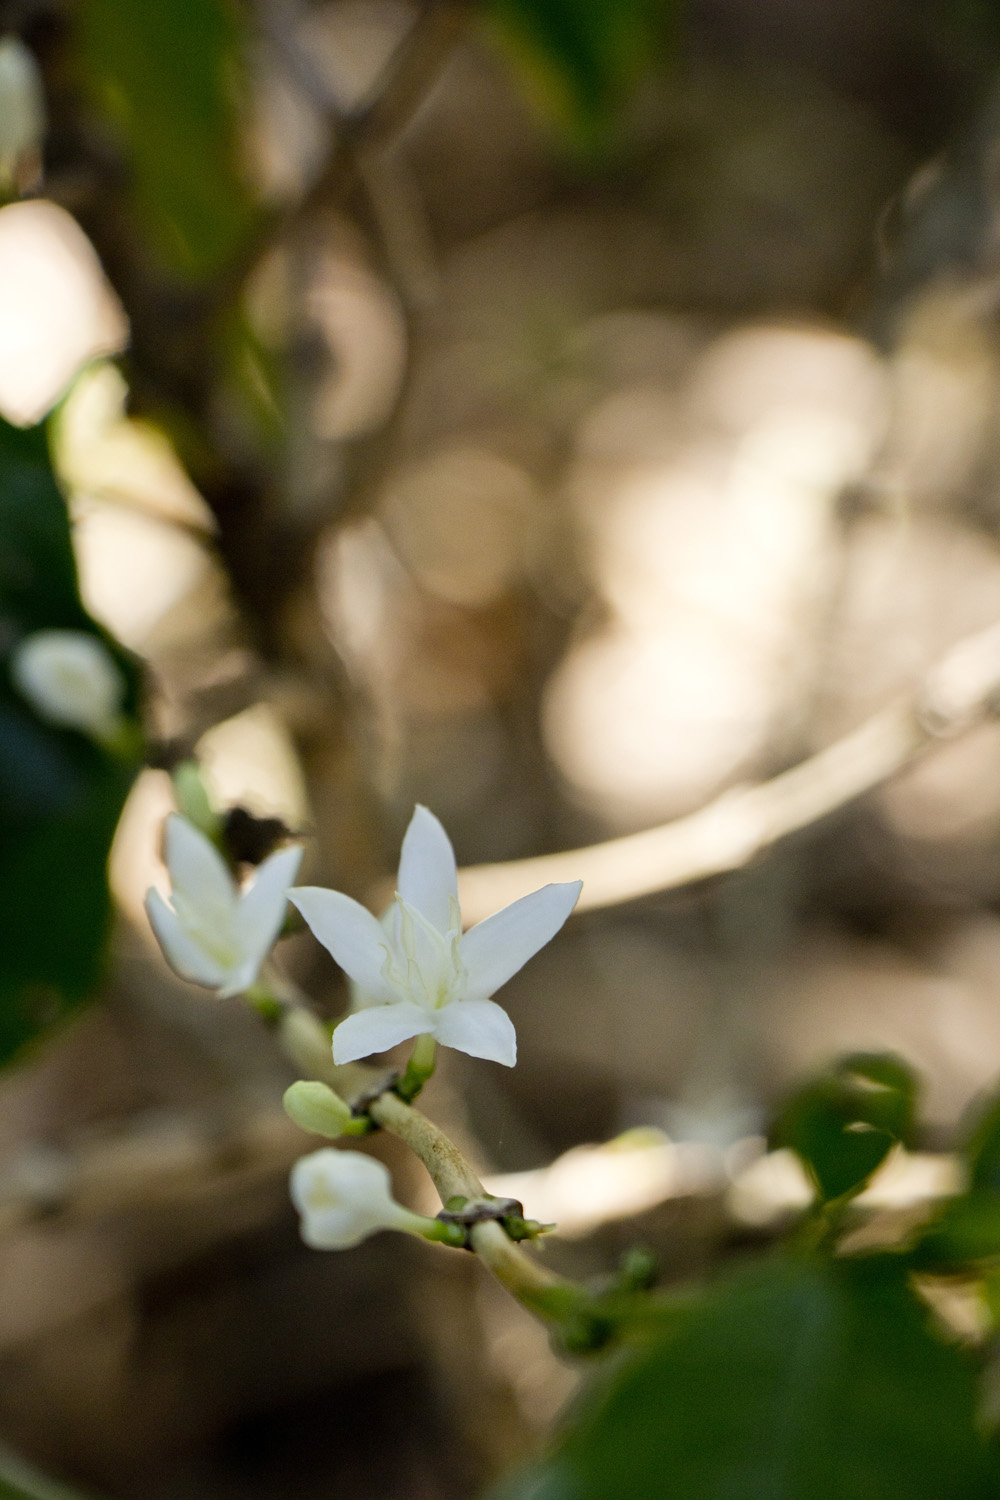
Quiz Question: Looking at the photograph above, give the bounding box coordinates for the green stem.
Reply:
[256,966,388,1100]
[369,1090,483,1200]
[469,1220,580,1320]
[395,1033,437,1103]
[369,1090,585,1328]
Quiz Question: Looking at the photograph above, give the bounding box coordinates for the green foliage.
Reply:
[75,0,254,279]
[0,414,141,1064]
[493,1257,997,1500]
[772,1052,917,1203]
[914,1191,1000,1269]
[482,0,671,146]
[913,1083,1000,1268]
[962,1087,1000,1194]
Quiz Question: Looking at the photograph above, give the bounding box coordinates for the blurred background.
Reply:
[6,0,1000,1494]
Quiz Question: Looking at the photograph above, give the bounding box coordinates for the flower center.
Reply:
[390,896,465,1009]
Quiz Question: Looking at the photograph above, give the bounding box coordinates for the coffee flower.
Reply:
[145,814,302,998]
[291,1148,427,1249]
[11,628,125,741]
[290,805,582,1067]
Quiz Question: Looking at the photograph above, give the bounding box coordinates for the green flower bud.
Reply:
[284,1080,354,1139]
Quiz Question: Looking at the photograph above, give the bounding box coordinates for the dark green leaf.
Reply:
[914,1191,1000,1269]
[493,1257,996,1500]
[0,412,141,1065]
[913,1088,1000,1269]
[772,1052,918,1203]
[961,1087,1000,1193]
[75,0,254,279]
[482,0,670,145]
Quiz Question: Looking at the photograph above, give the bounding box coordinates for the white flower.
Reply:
[290,805,582,1067]
[11,628,125,740]
[145,814,302,998]
[291,1147,423,1249]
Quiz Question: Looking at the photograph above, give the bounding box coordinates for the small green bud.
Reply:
[172,761,221,838]
[284,1081,354,1139]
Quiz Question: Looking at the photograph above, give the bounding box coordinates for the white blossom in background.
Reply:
[145,814,302,998]
[291,805,582,1067]
[291,1147,426,1249]
[11,628,125,740]
[0,38,44,180]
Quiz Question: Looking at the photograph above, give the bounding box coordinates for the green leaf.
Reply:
[482,0,670,146]
[914,1191,1000,1269]
[912,1087,1000,1269]
[0,412,141,1064]
[492,1257,996,1500]
[772,1052,918,1203]
[75,0,254,279]
[961,1087,1000,1194]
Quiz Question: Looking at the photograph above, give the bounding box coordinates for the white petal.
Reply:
[234,844,303,972]
[460,880,582,999]
[290,1149,404,1249]
[145,888,228,989]
[290,887,392,998]
[433,999,517,1066]
[349,906,396,1011]
[163,814,237,923]
[332,1002,431,1063]
[217,957,263,1000]
[394,895,456,1006]
[396,805,458,932]
[299,1207,378,1251]
[290,1147,395,1213]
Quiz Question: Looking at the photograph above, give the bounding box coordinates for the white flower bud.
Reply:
[11,628,125,739]
[0,39,44,179]
[284,1081,353,1139]
[290,1148,424,1249]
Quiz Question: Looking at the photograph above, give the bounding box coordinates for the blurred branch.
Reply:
[261,0,470,154]
[260,0,466,305]
[455,620,1000,922]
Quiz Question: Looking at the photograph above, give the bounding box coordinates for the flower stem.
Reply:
[369,1090,483,1201]
[368,1090,588,1330]
[394,1034,437,1103]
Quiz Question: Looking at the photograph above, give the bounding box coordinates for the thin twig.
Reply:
[369,1089,580,1319]
[262,0,469,222]
[369,1090,485,1201]
[454,620,1000,922]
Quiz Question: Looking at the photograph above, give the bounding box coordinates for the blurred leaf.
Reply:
[75,0,254,279]
[0,413,141,1064]
[482,0,670,145]
[772,1052,917,1203]
[962,1087,1000,1193]
[911,1087,1000,1269]
[0,1442,100,1500]
[492,1257,996,1500]
[914,1192,1000,1269]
